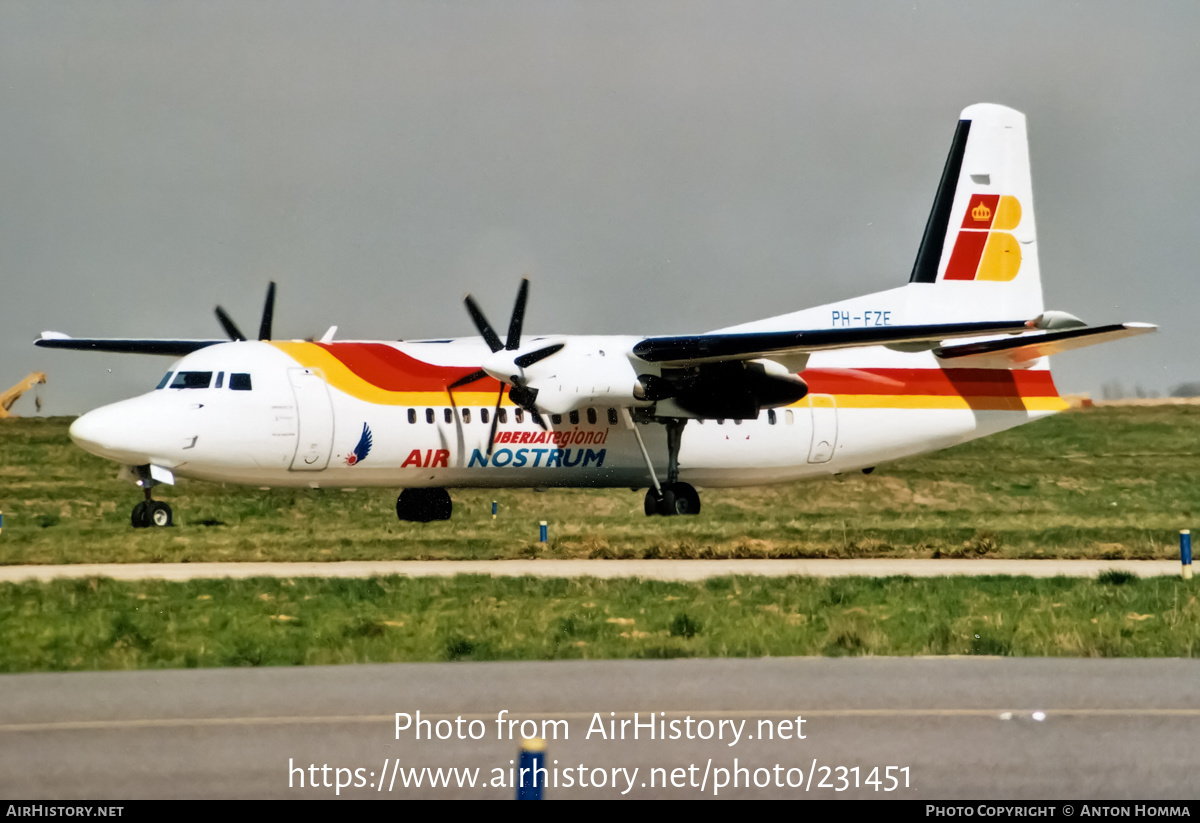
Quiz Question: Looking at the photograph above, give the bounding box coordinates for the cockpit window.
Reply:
[230,373,252,391]
[156,372,173,390]
[169,371,213,389]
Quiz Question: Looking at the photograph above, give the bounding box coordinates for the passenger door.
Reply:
[288,368,334,471]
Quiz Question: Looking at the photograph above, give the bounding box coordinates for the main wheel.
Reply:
[396,488,453,522]
[149,501,173,527]
[654,488,677,516]
[131,501,150,528]
[668,482,701,516]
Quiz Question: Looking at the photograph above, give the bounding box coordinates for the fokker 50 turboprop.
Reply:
[39,104,1153,528]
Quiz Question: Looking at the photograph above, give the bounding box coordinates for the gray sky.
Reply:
[2,1,1195,415]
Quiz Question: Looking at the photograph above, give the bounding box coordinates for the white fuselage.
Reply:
[67,337,1062,491]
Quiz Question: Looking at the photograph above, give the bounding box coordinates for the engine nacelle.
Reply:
[650,360,808,419]
[521,340,654,416]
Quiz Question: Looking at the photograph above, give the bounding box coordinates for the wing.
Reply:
[933,323,1157,366]
[632,319,1038,365]
[34,332,224,356]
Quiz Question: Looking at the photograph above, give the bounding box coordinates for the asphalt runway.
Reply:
[0,558,1185,582]
[2,657,1198,799]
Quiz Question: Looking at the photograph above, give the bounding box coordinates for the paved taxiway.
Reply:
[0,558,1184,582]
[2,657,1197,799]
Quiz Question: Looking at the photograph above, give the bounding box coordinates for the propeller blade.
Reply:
[505,278,529,351]
[531,410,547,431]
[447,370,488,390]
[486,386,505,455]
[215,307,247,341]
[513,342,563,369]
[258,281,276,340]
[464,295,504,353]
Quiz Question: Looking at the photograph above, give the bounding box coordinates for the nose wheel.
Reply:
[132,498,173,528]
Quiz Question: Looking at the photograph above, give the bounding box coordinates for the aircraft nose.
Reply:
[69,399,171,465]
[70,405,130,457]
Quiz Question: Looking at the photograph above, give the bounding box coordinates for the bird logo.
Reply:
[345,423,372,466]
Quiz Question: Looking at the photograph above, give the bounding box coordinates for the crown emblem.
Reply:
[971,201,992,222]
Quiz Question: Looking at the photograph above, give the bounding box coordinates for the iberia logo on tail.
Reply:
[944,194,1023,282]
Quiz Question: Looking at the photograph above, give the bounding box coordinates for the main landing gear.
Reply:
[630,415,701,517]
[644,482,701,517]
[396,487,453,522]
[131,487,173,528]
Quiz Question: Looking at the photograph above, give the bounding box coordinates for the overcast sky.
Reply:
[2,1,1196,415]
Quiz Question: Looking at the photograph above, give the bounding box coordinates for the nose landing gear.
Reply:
[129,464,173,528]
[131,488,173,528]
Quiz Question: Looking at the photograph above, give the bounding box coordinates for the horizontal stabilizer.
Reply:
[35,333,222,356]
[633,319,1035,365]
[933,323,1156,367]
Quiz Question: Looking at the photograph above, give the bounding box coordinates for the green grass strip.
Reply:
[2,572,1198,672]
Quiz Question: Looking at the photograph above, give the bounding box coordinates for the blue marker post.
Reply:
[1182,529,1192,580]
[492,501,498,520]
[516,737,546,800]
[539,521,548,543]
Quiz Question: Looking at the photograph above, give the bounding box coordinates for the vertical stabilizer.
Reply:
[909,104,1043,319]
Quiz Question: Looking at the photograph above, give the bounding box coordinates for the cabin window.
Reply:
[607,408,618,425]
[155,372,173,390]
[587,408,597,425]
[408,408,416,424]
[444,408,452,424]
[768,410,776,425]
[717,419,725,425]
[462,408,472,424]
[426,408,434,424]
[230,373,252,391]
[498,408,507,424]
[785,410,794,425]
[214,371,225,389]
[514,408,524,424]
[734,419,742,426]
[170,371,213,389]
[551,414,562,425]
[569,410,580,425]
[481,408,489,424]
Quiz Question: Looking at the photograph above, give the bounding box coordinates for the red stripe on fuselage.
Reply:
[803,368,1058,398]
[315,342,503,392]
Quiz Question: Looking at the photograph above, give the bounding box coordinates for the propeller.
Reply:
[214,282,277,342]
[450,278,564,454]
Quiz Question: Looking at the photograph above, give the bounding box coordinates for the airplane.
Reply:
[37,103,1154,529]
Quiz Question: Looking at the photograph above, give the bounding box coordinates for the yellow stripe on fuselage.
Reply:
[271,341,511,407]
[826,394,1069,412]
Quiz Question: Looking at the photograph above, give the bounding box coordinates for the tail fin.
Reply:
[908,103,1043,319]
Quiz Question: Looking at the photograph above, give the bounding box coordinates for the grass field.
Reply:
[2,572,1197,672]
[2,408,1198,671]
[1,406,1197,565]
